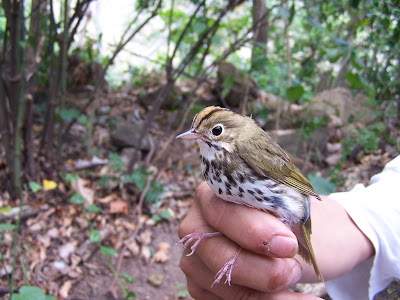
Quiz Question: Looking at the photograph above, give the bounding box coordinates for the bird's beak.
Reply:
[176,128,202,140]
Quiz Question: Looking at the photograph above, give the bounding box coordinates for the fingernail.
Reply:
[289,262,302,285]
[268,235,298,257]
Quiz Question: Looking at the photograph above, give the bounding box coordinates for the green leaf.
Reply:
[131,168,147,191]
[351,53,365,70]
[192,20,207,34]
[11,286,55,300]
[29,181,42,193]
[145,181,164,204]
[100,245,117,256]
[221,74,234,99]
[87,204,100,213]
[0,223,17,231]
[64,173,78,182]
[0,206,13,214]
[89,229,101,243]
[178,290,190,297]
[151,214,162,222]
[345,72,361,88]
[125,291,136,299]
[69,193,85,205]
[159,209,171,220]
[325,48,342,63]
[308,174,336,195]
[286,85,304,101]
[109,152,125,173]
[121,272,134,283]
[176,282,185,289]
[59,108,80,122]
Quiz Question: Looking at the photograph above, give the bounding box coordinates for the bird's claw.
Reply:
[175,232,222,256]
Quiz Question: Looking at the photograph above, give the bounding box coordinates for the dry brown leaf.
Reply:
[59,280,72,298]
[98,193,118,204]
[141,244,151,262]
[109,199,129,215]
[71,176,94,205]
[59,241,77,261]
[154,242,171,263]
[139,229,152,245]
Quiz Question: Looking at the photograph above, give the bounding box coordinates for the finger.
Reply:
[181,248,222,299]
[178,196,213,239]
[186,279,222,300]
[194,234,302,292]
[195,182,298,258]
[181,248,321,300]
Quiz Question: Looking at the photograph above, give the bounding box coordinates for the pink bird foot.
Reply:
[176,232,222,256]
[212,247,242,287]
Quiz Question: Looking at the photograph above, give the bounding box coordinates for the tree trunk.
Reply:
[251,0,268,73]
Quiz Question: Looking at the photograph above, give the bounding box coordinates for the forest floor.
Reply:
[0,82,399,300]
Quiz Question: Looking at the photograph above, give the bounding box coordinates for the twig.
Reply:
[0,207,45,223]
[111,176,152,291]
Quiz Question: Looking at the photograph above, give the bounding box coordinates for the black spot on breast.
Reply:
[225,182,231,190]
[247,190,255,195]
[239,187,244,193]
[254,188,263,195]
[255,196,263,202]
[238,173,245,183]
[218,188,222,195]
[248,176,255,184]
[211,160,221,171]
[226,189,232,195]
[226,174,237,187]
[270,195,285,210]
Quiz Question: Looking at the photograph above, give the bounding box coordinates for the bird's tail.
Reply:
[299,218,324,281]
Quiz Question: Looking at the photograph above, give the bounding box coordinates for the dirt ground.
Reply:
[70,222,188,300]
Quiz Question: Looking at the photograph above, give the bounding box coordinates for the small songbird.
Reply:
[176,106,323,286]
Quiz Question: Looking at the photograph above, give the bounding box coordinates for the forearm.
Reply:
[298,195,375,282]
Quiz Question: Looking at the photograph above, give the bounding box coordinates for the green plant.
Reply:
[298,116,329,139]
[342,124,385,159]
[11,286,55,300]
[308,173,337,195]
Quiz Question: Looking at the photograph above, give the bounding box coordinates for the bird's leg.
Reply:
[175,232,222,256]
[212,247,242,287]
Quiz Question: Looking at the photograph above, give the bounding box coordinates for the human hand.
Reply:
[178,182,323,299]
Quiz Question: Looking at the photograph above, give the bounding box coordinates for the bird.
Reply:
[176,106,323,286]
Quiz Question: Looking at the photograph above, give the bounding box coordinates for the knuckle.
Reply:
[265,260,292,292]
[178,219,188,239]
[186,278,210,299]
[179,255,194,277]
[195,182,208,200]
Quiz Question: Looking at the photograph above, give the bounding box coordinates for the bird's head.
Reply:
[176,106,259,152]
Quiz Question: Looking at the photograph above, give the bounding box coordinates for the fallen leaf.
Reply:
[59,242,77,261]
[154,242,171,263]
[71,176,94,205]
[59,280,72,298]
[147,274,164,287]
[109,200,129,215]
[141,245,151,262]
[139,229,152,245]
[98,194,118,204]
[43,179,58,191]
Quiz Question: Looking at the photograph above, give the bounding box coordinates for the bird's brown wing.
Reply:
[237,132,321,199]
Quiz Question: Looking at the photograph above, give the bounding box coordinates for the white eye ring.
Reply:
[211,124,224,136]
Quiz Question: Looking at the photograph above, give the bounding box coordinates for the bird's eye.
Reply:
[212,125,223,136]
